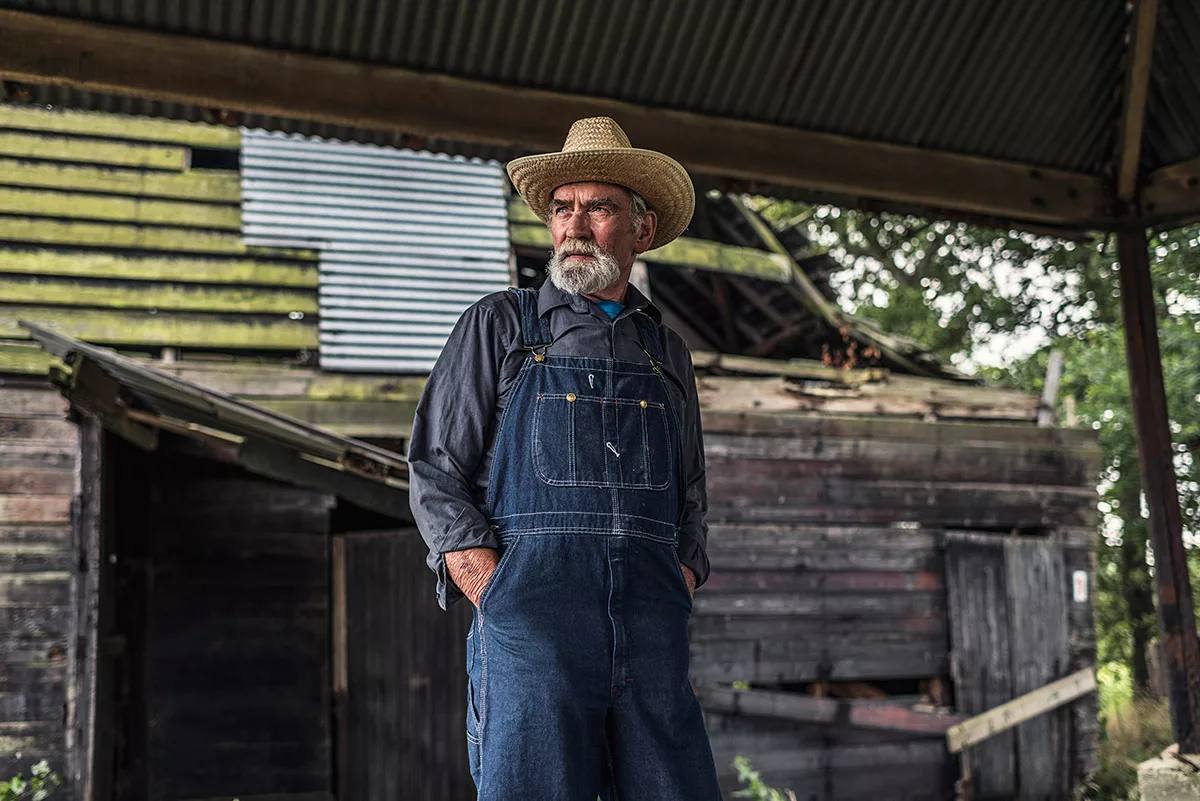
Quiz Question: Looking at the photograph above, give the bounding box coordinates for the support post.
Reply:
[1116,225,1200,751]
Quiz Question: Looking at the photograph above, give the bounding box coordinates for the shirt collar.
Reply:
[536,276,662,324]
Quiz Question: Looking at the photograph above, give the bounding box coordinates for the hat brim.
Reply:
[506,147,695,251]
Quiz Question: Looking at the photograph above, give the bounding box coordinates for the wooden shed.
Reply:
[0,102,1101,800]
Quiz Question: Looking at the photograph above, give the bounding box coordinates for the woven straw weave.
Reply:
[507,117,695,250]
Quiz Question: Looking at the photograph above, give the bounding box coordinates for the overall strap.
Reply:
[507,286,553,350]
[631,309,668,365]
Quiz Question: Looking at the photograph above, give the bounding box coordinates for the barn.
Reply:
[0,102,1100,799]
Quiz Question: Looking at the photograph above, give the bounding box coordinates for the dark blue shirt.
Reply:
[407,279,710,610]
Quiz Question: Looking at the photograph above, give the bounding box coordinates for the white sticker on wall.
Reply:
[1073,570,1089,603]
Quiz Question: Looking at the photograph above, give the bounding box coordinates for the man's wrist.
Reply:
[444,546,499,606]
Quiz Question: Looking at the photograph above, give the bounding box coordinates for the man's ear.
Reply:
[632,209,658,255]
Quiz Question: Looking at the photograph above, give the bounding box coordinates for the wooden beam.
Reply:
[0,158,240,202]
[0,102,240,149]
[946,667,1095,753]
[0,9,1110,228]
[1116,0,1159,202]
[1117,226,1200,752]
[1142,155,1200,226]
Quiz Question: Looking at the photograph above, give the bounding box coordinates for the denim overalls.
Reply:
[464,287,723,800]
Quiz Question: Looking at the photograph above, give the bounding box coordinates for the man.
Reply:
[408,116,722,800]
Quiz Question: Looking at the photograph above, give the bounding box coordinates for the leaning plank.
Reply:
[0,250,316,286]
[0,158,240,201]
[0,103,240,149]
[0,187,240,230]
[0,307,316,349]
[946,667,1096,753]
[0,277,316,314]
[0,130,187,169]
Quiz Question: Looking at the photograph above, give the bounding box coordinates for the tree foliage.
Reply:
[757,199,1200,694]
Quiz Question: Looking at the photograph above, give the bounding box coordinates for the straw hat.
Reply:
[507,116,695,250]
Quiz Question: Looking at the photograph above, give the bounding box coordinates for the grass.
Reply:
[1076,689,1173,801]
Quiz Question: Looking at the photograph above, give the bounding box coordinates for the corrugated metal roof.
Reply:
[1,0,1133,173]
[1143,0,1200,170]
[240,128,512,373]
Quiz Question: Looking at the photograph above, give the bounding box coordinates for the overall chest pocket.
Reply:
[533,393,672,490]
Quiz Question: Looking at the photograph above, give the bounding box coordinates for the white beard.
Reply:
[546,238,622,295]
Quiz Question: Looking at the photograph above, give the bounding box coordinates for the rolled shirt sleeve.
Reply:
[407,301,508,610]
[673,341,712,590]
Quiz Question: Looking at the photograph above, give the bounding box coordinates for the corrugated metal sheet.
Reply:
[240,128,512,373]
[3,0,1131,173]
[1143,0,1200,170]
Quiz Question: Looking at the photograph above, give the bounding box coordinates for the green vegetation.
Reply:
[1,761,61,801]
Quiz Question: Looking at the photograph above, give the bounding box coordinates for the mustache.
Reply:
[554,238,611,259]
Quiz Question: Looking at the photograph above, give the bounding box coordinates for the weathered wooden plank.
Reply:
[0,306,316,349]
[691,614,947,641]
[945,535,1016,797]
[698,685,965,736]
[249,399,416,437]
[0,157,240,201]
[699,374,1040,421]
[510,216,792,282]
[0,412,74,444]
[0,341,59,375]
[692,639,947,683]
[704,432,1098,486]
[0,386,68,417]
[700,409,1102,451]
[0,187,239,230]
[702,569,943,593]
[1004,538,1071,799]
[694,590,944,618]
[0,442,76,470]
[946,668,1096,754]
[0,276,316,314]
[706,474,1098,528]
[0,466,73,494]
[0,103,240,148]
[0,216,316,259]
[0,130,188,169]
[0,495,71,525]
[0,249,316,286]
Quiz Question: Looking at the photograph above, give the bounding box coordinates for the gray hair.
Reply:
[628,189,648,237]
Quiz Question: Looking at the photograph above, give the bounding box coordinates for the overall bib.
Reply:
[464,287,723,800]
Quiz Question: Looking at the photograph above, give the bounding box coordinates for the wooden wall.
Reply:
[0,103,318,376]
[695,410,1102,800]
[0,380,77,783]
[106,436,336,801]
[340,530,474,801]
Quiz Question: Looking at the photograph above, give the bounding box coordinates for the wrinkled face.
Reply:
[545,181,655,295]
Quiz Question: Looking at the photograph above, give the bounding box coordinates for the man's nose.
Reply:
[563,208,592,240]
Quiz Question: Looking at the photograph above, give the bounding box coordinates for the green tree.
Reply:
[756,199,1200,694]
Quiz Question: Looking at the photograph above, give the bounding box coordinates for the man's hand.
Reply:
[445,547,500,608]
[680,563,697,599]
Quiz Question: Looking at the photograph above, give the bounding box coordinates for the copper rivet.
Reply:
[566,392,577,402]
[640,399,648,408]
[534,352,545,362]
